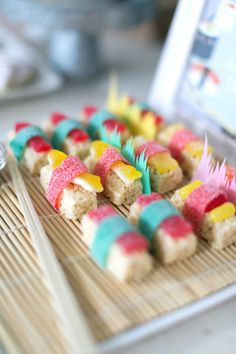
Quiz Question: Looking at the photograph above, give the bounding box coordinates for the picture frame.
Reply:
[148,0,236,159]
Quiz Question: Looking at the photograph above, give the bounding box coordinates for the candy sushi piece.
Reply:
[9,122,52,175]
[170,181,236,249]
[81,205,153,281]
[84,140,142,205]
[40,150,103,219]
[157,123,214,177]
[133,136,182,194]
[128,193,197,264]
[81,106,131,143]
[42,112,91,160]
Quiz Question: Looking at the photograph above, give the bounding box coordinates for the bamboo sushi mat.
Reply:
[1,163,236,354]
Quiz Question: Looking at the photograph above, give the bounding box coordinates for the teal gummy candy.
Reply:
[52,119,85,150]
[139,200,180,243]
[91,214,136,268]
[87,110,113,139]
[9,126,48,161]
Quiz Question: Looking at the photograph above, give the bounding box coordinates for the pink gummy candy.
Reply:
[135,141,167,159]
[50,112,67,125]
[161,215,193,239]
[183,184,227,231]
[94,147,128,185]
[168,129,199,161]
[88,205,116,223]
[136,193,162,207]
[46,156,88,209]
[116,231,148,254]
[15,122,31,133]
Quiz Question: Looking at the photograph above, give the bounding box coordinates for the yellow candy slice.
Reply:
[160,123,185,141]
[179,180,203,200]
[149,153,178,174]
[48,149,68,169]
[111,161,142,185]
[73,173,103,192]
[209,202,235,223]
[91,141,111,160]
[185,141,213,158]
[139,112,157,140]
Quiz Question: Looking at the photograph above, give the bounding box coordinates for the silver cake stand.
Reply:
[0,0,156,79]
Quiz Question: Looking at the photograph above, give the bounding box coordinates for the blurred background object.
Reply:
[0,0,159,79]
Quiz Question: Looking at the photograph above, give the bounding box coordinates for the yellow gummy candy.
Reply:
[179,180,203,200]
[91,141,111,159]
[149,153,178,174]
[185,141,213,158]
[209,202,235,223]
[74,173,103,192]
[48,150,68,169]
[112,161,142,184]
[140,112,157,140]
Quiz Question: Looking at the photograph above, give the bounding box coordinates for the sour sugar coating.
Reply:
[171,182,236,250]
[40,151,103,219]
[81,205,153,281]
[134,137,182,194]
[81,106,130,143]
[157,124,214,178]
[85,141,142,205]
[128,193,197,264]
[9,122,52,175]
[43,113,90,160]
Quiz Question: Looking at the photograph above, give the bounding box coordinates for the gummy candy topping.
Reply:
[27,136,51,153]
[116,232,148,254]
[50,112,67,125]
[111,161,142,185]
[136,193,162,207]
[88,205,116,223]
[103,119,127,133]
[82,105,98,120]
[148,153,179,174]
[209,202,235,222]
[179,180,203,200]
[15,122,31,133]
[48,150,68,169]
[161,215,193,239]
[69,129,89,142]
[135,141,167,160]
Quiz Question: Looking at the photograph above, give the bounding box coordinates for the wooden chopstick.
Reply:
[8,160,97,354]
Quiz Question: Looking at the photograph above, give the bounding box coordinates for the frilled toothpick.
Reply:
[192,134,236,204]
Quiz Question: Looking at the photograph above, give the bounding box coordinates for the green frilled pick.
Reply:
[51,119,85,150]
[9,126,49,161]
[91,215,136,268]
[139,200,180,243]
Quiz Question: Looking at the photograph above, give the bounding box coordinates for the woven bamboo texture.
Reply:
[1,163,236,354]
